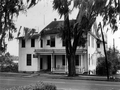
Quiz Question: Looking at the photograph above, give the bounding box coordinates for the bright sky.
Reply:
[7,0,120,56]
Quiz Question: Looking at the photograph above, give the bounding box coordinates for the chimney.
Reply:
[54,18,57,21]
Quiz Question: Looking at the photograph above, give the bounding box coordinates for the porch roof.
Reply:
[34,49,87,55]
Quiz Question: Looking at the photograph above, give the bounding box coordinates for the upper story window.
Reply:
[47,40,50,45]
[97,43,100,48]
[22,39,25,48]
[50,36,55,47]
[92,36,94,48]
[41,39,43,48]
[62,40,66,47]
[31,39,35,47]
[26,54,32,66]
[88,35,90,46]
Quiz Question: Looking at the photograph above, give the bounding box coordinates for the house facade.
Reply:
[17,20,106,74]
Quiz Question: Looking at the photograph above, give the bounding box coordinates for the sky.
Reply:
[7,0,120,56]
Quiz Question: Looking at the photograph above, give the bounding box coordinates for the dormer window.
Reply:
[22,39,25,48]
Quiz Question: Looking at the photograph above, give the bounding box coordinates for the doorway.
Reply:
[47,55,51,71]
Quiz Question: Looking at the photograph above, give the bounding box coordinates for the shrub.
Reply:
[1,63,18,72]
[96,59,112,76]
[96,57,119,75]
[7,82,57,90]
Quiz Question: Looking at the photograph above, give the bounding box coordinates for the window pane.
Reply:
[27,54,31,66]
[22,39,25,48]
[41,39,43,48]
[88,35,90,46]
[62,55,65,65]
[50,36,55,47]
[62,40,65,46]
[75,55,79,66]
[97,43,100,48]
[92,37,94,48]
[47,40,50,45]
[31,39,35,47]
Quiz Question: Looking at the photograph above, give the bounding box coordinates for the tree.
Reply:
[53,0,89,76]
[0,0,39,54]
[53,0,120,77]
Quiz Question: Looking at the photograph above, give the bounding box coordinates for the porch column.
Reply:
[51,54,54,72]
[81,54,84,73]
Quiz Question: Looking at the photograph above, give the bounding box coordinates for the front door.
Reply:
[47,55,51,71]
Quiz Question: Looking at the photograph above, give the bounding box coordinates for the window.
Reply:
[26,54,32,66]
[62,55,65,66]
[54,55,56,68]
[31,39,35,47]
[75,55,79,66]
[50,36,55,47]
[89,54,90,65]
[88,35,90,46]
[92,37,94,48]
[22,39,25,48]
[97,43,100,48]
[47,40,50,45]
[41,39,43,48]
[62,40,65,46]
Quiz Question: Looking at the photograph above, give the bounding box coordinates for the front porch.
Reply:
[35,49,88,74]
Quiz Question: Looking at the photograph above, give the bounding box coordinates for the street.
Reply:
[0,75,120,90]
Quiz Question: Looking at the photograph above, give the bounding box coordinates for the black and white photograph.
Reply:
[0,0,120,90]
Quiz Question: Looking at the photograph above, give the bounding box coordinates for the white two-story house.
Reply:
[17,20,106,74]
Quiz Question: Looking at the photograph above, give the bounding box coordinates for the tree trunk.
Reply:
[67,53,76,76]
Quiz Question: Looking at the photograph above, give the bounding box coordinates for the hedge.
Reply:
[6,82,57,90]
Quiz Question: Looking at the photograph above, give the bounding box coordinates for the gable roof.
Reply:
[41,20,76,35]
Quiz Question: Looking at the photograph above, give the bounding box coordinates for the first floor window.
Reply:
[75,55,79,66]
[27,54,32,66]
[89,54,90,65]
[62,55,65,66]
[62,40,65,47]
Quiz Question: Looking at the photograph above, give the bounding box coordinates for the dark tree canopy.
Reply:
[0,0,39,53]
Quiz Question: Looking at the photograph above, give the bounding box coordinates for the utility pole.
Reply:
[100,23,109,80]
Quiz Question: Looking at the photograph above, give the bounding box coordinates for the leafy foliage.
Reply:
[0,52,18,72]
[96,48,120,75]
[7,82,57,90]
[53,0,120,76]
[0,0,40,53]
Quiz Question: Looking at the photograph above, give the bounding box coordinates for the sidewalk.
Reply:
[0,72,120,82]
[39,73,120,82]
